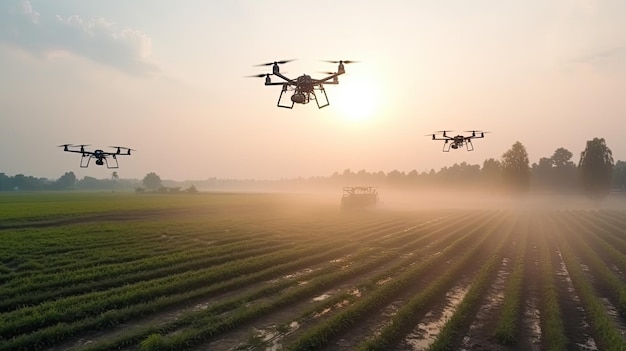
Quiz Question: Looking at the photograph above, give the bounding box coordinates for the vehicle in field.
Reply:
[341,186,379,210]
[248,59,356,109]
[59,144,134,168]
[427,130,488,152]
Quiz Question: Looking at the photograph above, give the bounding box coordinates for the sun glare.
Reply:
[334,75,380,123]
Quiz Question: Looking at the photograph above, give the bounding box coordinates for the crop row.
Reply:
[80,212,480,350]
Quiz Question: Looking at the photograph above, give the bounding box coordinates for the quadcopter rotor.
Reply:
[109,146,135,151]
[246,73,271,78]
[254,59,295,67]
[323,60,359,64]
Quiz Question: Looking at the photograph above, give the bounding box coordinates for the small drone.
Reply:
[248,59,356,109]
[426,130,488,152]
[59,144,134,168]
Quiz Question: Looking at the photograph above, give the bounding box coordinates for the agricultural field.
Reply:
[2,191,626,350]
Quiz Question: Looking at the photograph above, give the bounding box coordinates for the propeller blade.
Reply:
[109,146,135,150]
[318,71,336,75]
[254,59,295,67]
[323,60,359,64]
[435,130,453,133]
[245,73,270,78]
[464,130,491,134]
[57,143,73,147]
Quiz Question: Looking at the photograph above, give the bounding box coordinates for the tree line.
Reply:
[1,138,624,200]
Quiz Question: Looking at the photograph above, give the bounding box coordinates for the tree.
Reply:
[531,157,554,190]
[550,147,578,192]
[501,141,530,194]
[481,158,501,186]
[143,172,162,191]
[55,171,77,190]
[612,161,626,190]
[111,171,119,181]
[579,137,613,200]
[551,148,574,168]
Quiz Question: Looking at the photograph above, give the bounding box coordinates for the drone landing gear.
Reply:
[277,85,295,109]
[276,85,330,109]
[313,86,330,109]
[466,140,474,151]
[442,141,451,152]
[80,155,119,168]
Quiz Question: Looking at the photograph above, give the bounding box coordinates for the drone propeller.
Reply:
[109,146,134,149]
[318,71,336,75]
[435,130,453,134]
[57,143,74,147]
[245,73,271,78]
[323,60,359,64]
[464,130,490,133]
[254,59,295,67]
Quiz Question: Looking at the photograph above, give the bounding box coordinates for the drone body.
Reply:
[249,59,355,109]
[427,130,488,152]
[59,144,134,168]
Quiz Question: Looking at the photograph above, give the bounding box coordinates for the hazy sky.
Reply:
[2,0,625,181]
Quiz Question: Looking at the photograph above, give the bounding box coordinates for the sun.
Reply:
[333,75,381,123]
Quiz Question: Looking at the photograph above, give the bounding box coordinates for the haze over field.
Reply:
[1,0,625,181]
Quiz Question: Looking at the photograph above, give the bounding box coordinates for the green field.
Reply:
[1,192,626,350]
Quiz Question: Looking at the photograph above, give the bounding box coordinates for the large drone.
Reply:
[248,59,356,109]
[427,130,488,152]
[59,144,134,168]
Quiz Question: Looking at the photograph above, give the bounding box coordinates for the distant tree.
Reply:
[551,147,578,192]
[482,158,502,191]
[551,148,574,168]
[501,141,530,194]
[531,157,554,190]
[186,185,199,194]
[55,171,77,190]
[612,161,626,190]
[111,171,119,181]
[579,137,614,200]
[143,172,162,191]
[0,173,8,191]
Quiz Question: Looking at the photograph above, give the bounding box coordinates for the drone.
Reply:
[426,130,488,152]
[248,59,356,109]
[59,144,134,168]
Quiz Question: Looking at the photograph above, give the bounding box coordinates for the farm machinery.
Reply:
[341,186,379,210]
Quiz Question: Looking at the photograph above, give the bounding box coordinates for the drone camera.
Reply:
[451,144,458,149]
[291,93,306,104]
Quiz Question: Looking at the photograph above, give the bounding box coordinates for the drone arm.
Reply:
[316,71,343,84]
[63,149,84,154]
[272,72,295,84]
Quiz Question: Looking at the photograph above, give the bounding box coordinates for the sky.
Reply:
[1,0,625,181]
